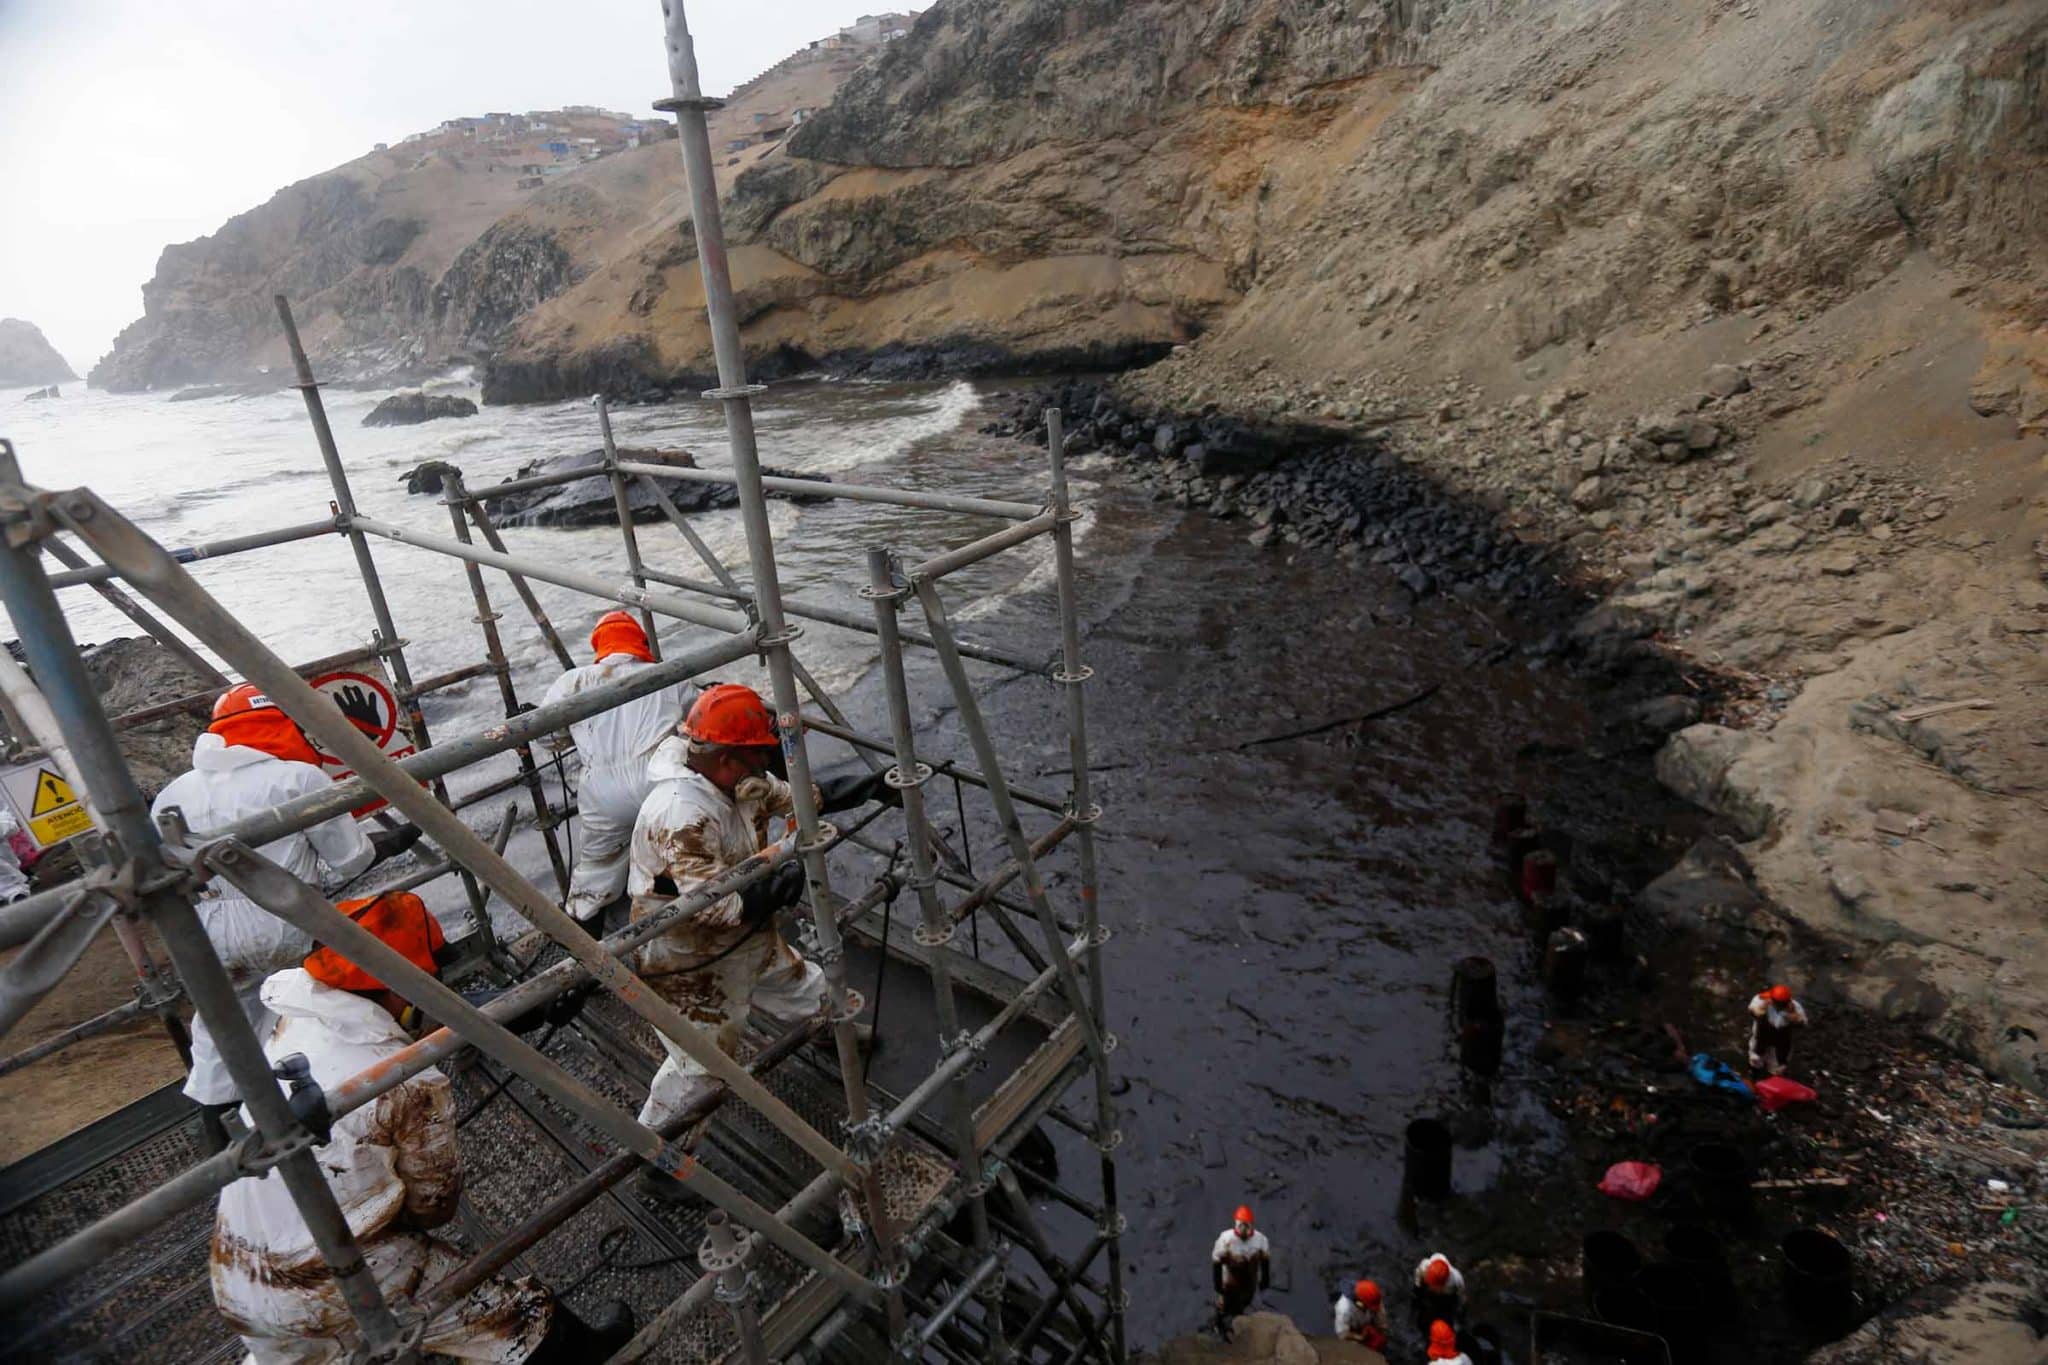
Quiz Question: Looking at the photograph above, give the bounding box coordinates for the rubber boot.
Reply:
[526,1298,635,1363]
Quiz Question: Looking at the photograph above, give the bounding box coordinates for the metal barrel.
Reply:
[1403,1117,1452,1199]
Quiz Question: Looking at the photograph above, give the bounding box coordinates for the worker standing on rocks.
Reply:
[1747,983,1809,1076]
[153,684,417,1152]
[210,891,633,1363]
[1333,1277,1388,1351]
[1425,1320,1472,1364]
[1411,1253,1467,1329]
[1210,1204,1271,1339]
[626,683,894,1196]
[542,610,693,924]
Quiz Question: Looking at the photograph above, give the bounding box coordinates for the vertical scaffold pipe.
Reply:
[1045,409,1127,1362]
[865,547,1009,1361]
[0,453,412,1361]
[439,468,571,901]
[273,294,494,934]
[652,0,907,1337]
[595,396,663,658]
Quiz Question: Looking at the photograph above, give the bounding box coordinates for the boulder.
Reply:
[469,447,830,528]
[362,391,479,427]
[1702,363,1751,399]
[1655,724,1775,838]
[1631,694,1702,733]
[1804,1280,2044,1364]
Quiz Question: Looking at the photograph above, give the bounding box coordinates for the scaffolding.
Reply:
[0,5,1125,1360]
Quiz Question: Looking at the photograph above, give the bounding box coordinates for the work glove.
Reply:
[738,861,806,927]
[368,825,424,865]
[815,768,901,814]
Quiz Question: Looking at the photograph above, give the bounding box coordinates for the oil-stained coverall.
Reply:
[1748,991,1809,1075]
[1333,1292,1388,1349]
[626,736,826,1130]
[1211,1226,1271,1327]
[152,733,374,1104]
[210,969,553,1363]
[541,645,691,922]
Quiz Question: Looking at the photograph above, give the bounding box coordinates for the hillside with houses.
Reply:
[88,12,920,392]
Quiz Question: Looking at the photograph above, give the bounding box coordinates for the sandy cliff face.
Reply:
[489,0,1467,398]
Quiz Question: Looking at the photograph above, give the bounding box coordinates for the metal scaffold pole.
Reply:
[865,547,1010,1361]
[273,293,495,935]
[595,395,664,658]
[1045,409,1128,1362]
[654,0,909,1340]
[437,467,571,897]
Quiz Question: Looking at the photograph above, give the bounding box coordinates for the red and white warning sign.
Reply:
[301,666,418,816]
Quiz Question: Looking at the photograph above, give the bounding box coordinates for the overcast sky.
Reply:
[0,0,891,373]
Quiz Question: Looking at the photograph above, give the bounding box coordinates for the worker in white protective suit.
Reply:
[0,807,29,903]
[541,611,692,924]
[211,890,632,1363]
[152,684,418,1151]
[625,683,894,1202]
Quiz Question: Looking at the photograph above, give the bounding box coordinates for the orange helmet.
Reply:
[685,683,778,747]
[209,683,323,766]
[1768,984,1793,1005]
[211,682,274,722]
[1354,1279,1380,1307]
[1233,1205,1254,1227]
[304,891,447,994]
[591,610,654,663]
[1423,1256,1451,1290]
[1427,1320,1460,1359]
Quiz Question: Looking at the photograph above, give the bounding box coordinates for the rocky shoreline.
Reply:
[993,378,2048,1362]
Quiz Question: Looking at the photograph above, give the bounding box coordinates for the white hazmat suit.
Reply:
[0,808,29,903]
[541,652,690,921]
[627,737,826,1129]
[152,734,374,1104]
[211,969,553,1363]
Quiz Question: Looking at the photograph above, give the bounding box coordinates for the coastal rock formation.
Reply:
[88,45,871,394]
[362,390,478,426]
[444,447,830,528]
[0,319,77,387]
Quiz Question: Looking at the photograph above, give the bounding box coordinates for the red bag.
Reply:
[1754,1076,1818,1113]
[1598,1161,1663,1201]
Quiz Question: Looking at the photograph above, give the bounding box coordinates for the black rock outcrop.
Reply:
[363,391,479,427]
[421,447,830,528]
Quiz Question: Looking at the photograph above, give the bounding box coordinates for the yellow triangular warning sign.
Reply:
[30,768,74,816]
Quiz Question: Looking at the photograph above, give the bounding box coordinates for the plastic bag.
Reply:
[1598,1161,1663,1201]
[1753,1076,1818,1113]
[1689,1051,1755,1101]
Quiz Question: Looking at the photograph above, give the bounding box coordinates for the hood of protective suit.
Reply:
[204,709,324,768]
[261,968,409,1047]
[645,734,700,785]
[591,615,655,663]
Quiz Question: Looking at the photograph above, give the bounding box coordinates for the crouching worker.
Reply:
[155,684,420,1152]
[211,891,633,1363]
[626,683,894,1200]
[541,611,692,923]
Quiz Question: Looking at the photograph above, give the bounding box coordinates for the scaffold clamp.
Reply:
[843,1112,894,1163]
[1094,1127,1124,1155]
[912,919,954,948]
[884,761,932,790]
